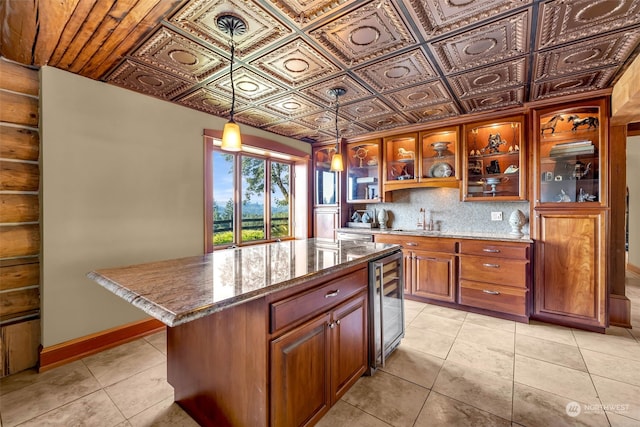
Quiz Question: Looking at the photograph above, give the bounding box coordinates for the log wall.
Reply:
[0,57,41,377]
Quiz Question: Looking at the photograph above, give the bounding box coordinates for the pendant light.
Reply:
[328,87,346,172]
[217,15,247,152]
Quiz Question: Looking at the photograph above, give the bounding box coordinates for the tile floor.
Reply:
[1,271,639,427]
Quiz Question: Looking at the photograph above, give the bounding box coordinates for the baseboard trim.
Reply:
[628,262,640,275]
[39,318,165,372]
[609,294,632,328]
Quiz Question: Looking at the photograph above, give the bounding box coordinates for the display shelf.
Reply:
[346,139,382,203]
[420,126,459,183]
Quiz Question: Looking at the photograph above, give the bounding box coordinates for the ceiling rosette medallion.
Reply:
[448,57,526,99]
[354,48,437,92]
[310,0,416,66]
[459,87,525,113]
[252,39,340,87]
[430,11,530,74]
[106,59,191,99]
[169,0,292,58]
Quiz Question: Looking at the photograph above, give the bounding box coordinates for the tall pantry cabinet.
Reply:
[531,98,609,331]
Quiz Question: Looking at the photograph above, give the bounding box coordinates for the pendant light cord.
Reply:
[229,37,236,122]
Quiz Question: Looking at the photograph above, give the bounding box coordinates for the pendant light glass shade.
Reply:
[330,152,344,171]
[221,120,242,151]
[328,87,346,172]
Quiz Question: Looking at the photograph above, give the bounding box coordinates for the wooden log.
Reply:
[0,1,38,65]
[0,91,38,126]
[0,287,40,319]
[0,59,38,95]
[0,258,39,291]
[0,194,39,223]
[0,224,40,258]
[1,319,40,376]
[0,125,39,161]
[0,161,39,191]
[33,0,80,66]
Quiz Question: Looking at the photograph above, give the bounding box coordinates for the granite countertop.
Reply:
[337,227,533,243]
[87,239,399,327]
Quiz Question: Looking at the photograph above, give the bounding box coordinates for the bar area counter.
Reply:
[88,239,400,427]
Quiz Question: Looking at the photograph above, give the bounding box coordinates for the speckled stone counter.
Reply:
[88,238,399,327]
[337,227,533,243]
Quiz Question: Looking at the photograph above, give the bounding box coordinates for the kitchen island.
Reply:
[88,239,401,427]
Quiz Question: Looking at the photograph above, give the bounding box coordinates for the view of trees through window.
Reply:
[211,150,291,247]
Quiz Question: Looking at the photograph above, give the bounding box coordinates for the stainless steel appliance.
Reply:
[368,250,404,372]
[336,231,374,242]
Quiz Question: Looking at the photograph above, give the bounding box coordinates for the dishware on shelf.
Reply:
[428,161,453,178]
[481,176,509,195]
[431,141,451,157]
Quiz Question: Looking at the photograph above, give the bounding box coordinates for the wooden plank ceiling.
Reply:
[2,0,640,142]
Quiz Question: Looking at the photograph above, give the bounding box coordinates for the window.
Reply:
[205,138,295,251]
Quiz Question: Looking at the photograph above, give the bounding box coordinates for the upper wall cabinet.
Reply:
[532,98,607,208]
[313,144,339,206]
[462,115,526,202]
[346,138,382,203]
[383,133,418,191]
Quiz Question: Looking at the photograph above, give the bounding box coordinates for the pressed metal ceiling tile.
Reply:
[131,26,225,82]
[169,0,292,58]
[459,87,525,113]
[297,110,342,131]
[207,67,285,102]
[404,0,531,38]
[531,68,619,100]
[537,0,640,49]
[358,112,411,131]
[534,30,640,80]
[404,102,460,122]
[302,75,372,104]
[338,98,395,121]
[385,80,452,110]
[270,0,352,26]
[251,39,340,87]
[429,10,530,74]
[234,107,286,128]
[106,59,191,99]
[265,120,320,138]
[353,48,437,92]
[448,57,527,99]
[175,87,232,115]
[309,0,416,67]
[262,93,324,118]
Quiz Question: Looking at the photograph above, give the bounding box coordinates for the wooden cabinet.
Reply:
[533,210,607,331]
[458,240,531,320]
[270,271,368,426]
[383,132,418,191]
[375,234,457,303]
[346,139,382,203]
[462,115,526,201]
[312,142,346,239]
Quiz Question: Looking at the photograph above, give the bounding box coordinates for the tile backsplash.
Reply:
[361,187,531,235]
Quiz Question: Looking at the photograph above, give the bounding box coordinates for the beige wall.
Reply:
[628,135,640,269]
[40,66,310,347]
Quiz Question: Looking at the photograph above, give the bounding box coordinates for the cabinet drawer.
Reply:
[375,234,457,253]
[459,255,528,288]
[459,240,529,259]
[270,268,367,334]
[459,280,527,316]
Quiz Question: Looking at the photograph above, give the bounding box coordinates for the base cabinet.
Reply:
[533,210,607,330]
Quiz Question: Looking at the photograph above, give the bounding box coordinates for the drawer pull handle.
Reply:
[483,290,501,295]
[482,263,500,268]
[406,242,418,246]
[325,290,340,298]
[483,248,500,253]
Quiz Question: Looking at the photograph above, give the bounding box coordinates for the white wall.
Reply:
[628,135,640,269]
[40,67,309,347]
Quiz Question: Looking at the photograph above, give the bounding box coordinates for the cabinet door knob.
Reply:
[483,248,500,253]
[482,290,501,295]
[329,322,336,329]
[336,320,340,326]
[325,290,340,298]
[482,263,500,268]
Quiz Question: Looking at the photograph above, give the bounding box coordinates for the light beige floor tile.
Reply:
[342,370,429,427]
[127,396,198,427]
[408,312,463,337]
[446,340,514,381]
[0,361,101,427]
[629,328,640,342]
[515,321,577,346]
[573,328,640,362]
[0,369,40,397]
[114,422,132,427]
[381,345,444,389]
[14,390,124,427]
[455,322,515,353]
[514,355,599,405]
[316,401,391,427]
[581,348,640,386]
[144,329,167,355]
[420,304,468,321]
[607,411,640,427]
[414,391,511,427]
[401,326,455,359]
[515,334,587,371]
[592,375,640,421]
[404,301,425,326]
[105,363,174,419]
[463,312,516,333]
[512,383,609,427]
[83,339,166,387]
[432,360,513,420]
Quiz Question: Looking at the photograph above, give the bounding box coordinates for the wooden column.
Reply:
[0,57,41,377]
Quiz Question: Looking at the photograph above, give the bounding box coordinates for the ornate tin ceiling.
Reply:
[18,0,640,143]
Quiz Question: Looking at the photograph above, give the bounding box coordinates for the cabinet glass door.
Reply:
[420,126,459,184]
[346,139,381,203]
[314,146,338,206]
[384,133,417,184]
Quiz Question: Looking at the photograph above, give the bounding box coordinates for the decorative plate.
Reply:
[429,162,453,178]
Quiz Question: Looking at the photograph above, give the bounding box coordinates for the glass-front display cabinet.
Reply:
[346,138,382,203]
[420,126,459,187]
[383,133,418,190]
[462,115,526,201]
[532,99,606,207]
[313,144,338,206]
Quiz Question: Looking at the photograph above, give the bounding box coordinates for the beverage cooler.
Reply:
[368,249,404,372]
